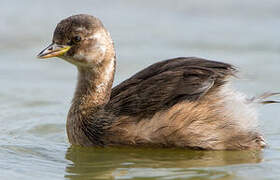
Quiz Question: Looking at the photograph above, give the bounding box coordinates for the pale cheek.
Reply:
[73,46,106,64]
[89,45,107,63]
[68,30,109,65]
[73,54,86,61]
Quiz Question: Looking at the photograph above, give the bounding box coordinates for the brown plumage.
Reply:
[37,14,277,150]
[108,57,236,118]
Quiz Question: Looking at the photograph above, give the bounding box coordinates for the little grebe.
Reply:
[37,14,277,150]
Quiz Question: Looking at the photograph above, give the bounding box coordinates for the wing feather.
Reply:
[107,57,236,118]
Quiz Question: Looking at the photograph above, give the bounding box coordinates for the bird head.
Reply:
[37,14,114,68]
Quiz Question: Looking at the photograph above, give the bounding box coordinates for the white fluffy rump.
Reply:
[218,84,259,132]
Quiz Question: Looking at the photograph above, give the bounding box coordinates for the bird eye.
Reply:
[73,36,81,43]
[67,36,82,46]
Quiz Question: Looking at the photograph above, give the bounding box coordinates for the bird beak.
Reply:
[37,43,71,59]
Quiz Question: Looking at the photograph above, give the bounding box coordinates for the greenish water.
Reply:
[1,0,280,179]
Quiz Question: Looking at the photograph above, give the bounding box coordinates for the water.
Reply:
[1,0,280,179]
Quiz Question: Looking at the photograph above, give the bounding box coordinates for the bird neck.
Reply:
[71,57,116,114]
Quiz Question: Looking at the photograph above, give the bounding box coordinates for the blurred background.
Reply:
[0,0,280,179]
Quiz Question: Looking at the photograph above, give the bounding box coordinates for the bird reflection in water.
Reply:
[64,146,263,179]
